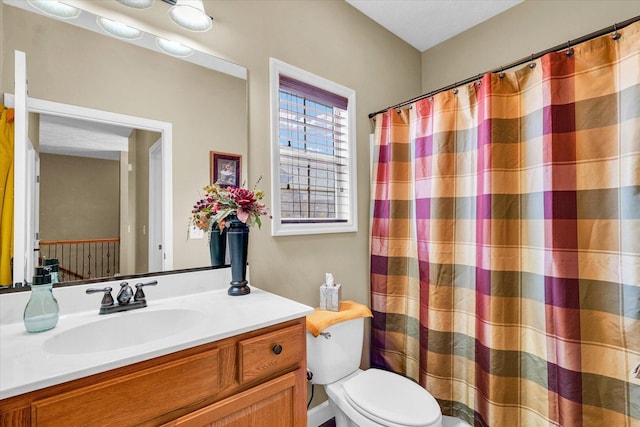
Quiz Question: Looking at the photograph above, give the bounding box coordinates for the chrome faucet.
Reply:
[86,280,158,315]
[116,282,134,305]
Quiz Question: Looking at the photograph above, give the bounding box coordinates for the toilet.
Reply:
[306,317,443,427]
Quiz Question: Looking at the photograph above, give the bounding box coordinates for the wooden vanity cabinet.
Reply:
[0,318,307,427]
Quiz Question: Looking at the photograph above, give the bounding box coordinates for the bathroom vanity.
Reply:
[0,269,313,426]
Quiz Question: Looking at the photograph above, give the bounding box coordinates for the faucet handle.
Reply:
[86,287,114,307]
[134,280,158,302]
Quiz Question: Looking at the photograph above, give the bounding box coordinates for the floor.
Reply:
[319,415,468,427]
[443,415,473,427]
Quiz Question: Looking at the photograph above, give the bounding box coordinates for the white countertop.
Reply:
[0,268,313,399]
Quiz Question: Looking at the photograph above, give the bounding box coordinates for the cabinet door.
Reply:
[31,348,220,427]
[164,369,306,427]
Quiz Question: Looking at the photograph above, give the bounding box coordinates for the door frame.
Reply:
[11,51,28,286]
[5,94,174,282]
[148,138,163,272]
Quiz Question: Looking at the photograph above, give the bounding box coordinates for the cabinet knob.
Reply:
[272,344,283,355]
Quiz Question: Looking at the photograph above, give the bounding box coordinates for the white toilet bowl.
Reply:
[326,369,443,427]
[306,316,443,427]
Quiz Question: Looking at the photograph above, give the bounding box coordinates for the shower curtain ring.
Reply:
[529,54,536,68]
[566,41,574,56]
[612,23,621,40]
[499,66,505,79]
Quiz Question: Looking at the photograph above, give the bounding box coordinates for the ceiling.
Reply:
[346,0,523,52]
[39,115,132,161]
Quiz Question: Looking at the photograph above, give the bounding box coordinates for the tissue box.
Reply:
[320,284,342,311]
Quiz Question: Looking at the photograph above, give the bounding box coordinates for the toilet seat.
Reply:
[342,369,441,427]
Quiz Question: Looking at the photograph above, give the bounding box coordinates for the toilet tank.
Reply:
[306,317,364,385]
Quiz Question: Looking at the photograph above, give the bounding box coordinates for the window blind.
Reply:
[278,75,350,223]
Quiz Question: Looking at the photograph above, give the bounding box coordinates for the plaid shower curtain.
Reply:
[371,21,640,427]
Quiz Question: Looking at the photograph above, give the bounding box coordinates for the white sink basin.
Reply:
[43,309,207,354]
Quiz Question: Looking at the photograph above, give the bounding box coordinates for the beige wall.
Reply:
[120,149,133,276]
[218,4,421,407]
[39,154,119,240]
[213,1,422,311]
[421,0,640,93]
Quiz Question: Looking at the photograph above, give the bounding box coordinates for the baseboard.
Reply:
[307,400,333,427]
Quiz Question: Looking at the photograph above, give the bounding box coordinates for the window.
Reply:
[269,58,357,236]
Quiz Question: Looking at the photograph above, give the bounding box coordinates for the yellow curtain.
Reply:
[0,104,15,287]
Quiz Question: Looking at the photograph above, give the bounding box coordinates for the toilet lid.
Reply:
[342,369,441,427]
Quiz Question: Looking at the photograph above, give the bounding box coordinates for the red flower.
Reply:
[190,178,268,233]
[231,188,257,208]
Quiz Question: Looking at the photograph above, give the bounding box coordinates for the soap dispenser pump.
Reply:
[42,258,60,284]
[23,267,60,333]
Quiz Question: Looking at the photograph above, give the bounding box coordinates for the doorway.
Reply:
[7,93,173,284]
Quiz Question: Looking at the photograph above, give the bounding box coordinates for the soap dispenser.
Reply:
[23,267,60,333]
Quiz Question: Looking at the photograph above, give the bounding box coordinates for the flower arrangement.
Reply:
[191,178,268,233]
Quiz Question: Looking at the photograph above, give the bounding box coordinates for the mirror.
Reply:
[1,0,248,290]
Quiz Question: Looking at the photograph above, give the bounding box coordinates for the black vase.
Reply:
[227,215,250,296]
[209,222,227,267]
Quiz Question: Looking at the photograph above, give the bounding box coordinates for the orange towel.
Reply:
[306,300,373,337]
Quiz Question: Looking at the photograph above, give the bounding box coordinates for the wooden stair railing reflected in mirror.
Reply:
[39,238,120,282]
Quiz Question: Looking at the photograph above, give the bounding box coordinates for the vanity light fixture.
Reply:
[116,0,155,9]
[26,0,81,19]
[117,0,213,33]
[155,37,194,57]
[168,0,213,32]
[97,16,143,40]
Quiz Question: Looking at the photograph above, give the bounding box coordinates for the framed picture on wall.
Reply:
[210,151,242,188]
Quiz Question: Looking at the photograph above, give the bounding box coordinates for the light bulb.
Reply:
[155,37,194,57]
[26,0,81,19]
[169,0,212,32]
[97,16,143,40]
[116,0,155,9]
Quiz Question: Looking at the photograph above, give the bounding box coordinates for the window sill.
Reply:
[271,221,357,236]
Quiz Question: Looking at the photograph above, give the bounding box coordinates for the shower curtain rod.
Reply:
[368,14,640,119]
